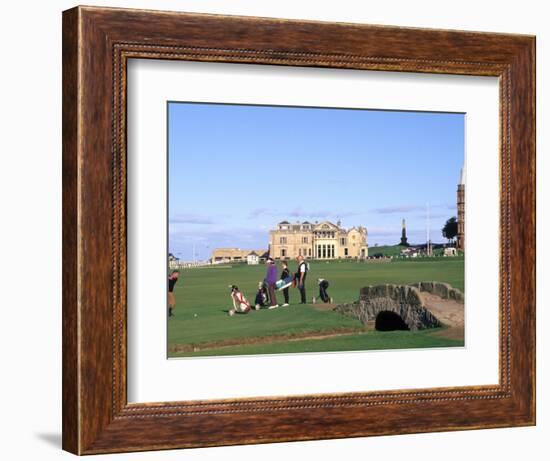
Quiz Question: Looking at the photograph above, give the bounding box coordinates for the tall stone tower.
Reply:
[400,219,409,246]
[457,167,465,250]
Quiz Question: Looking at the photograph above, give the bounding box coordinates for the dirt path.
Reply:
[421,293,465,341]
[169,326,366,353]
[311,303,340,311]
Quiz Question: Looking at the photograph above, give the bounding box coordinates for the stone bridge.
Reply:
[335,283,455,331]
[410,281,464,303]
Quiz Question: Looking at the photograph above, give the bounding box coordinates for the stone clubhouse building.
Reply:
[269,220,368,260]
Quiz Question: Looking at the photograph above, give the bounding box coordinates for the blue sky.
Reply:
[168,102,464,261]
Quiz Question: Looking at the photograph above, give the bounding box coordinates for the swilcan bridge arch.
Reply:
[335,282,464,331]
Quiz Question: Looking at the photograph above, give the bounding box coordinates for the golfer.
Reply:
[318,278,331,303]
[228,285,251,316]
[168,270,180,317]
[280,261,291,306]
[265,258,278,309]
[296,255,308,304]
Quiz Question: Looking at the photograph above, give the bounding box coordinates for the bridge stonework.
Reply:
[410,281,464,303]
[335,284,443,331]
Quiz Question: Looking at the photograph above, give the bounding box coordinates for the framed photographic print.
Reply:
[62,6,535,455]
[163,101,465,360]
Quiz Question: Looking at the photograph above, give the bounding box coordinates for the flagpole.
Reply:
[426,202,431,256]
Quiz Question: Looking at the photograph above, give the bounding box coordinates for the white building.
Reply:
[444,247,458,257]
[168,253,179,269]
[247,251,260,265]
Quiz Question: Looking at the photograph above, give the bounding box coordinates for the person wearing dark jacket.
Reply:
[318,278,330,303]
[254,282,268,309]
[280,261,291,306]
[295,255,308,304]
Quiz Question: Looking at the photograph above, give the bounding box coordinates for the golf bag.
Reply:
[275,275,294,291]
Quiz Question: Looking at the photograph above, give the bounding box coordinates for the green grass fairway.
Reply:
[368,245,407,257]
[168,257,464,357]
[369,244,463,258]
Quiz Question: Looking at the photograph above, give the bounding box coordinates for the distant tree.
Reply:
[442,217,458,243]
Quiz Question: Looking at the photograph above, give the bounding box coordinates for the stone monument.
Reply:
[400,218,409,246]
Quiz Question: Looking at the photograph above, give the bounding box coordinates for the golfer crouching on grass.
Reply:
[254,281,269,309]
[228,285,251,316]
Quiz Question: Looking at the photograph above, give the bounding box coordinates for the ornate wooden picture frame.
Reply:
[62,6,535,455]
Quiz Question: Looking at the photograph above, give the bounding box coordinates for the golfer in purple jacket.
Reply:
[265,258,279,309]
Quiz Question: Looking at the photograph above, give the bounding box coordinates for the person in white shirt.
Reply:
[295,255,308,304]
[228,285,251,316]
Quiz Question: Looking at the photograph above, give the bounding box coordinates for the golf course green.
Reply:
[168,257,465,358]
